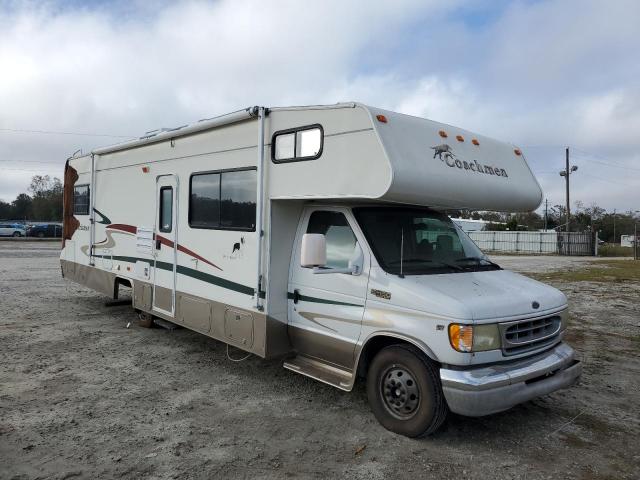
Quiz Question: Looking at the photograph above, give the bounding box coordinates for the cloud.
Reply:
[0,0,638,212]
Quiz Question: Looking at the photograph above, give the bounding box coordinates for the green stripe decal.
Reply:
[287,291,363,308]
[94,255,254,296]
[92,255,360,306]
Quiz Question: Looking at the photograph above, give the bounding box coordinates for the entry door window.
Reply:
[307,211,357,269]
[159,187,173,233]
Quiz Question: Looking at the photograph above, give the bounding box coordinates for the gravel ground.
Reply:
[1,242,639,479]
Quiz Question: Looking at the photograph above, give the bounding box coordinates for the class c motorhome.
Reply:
[61,103,582,437]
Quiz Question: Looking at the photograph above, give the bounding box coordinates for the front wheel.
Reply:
[366,345,448,437]
[13,231,22,237]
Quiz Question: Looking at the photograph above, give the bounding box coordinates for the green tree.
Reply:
[11,193,32,219]
[28,175,63,221]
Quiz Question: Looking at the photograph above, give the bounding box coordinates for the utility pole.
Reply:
[613,209,617,245]
[544,198,548,230]
[559,147,578,232]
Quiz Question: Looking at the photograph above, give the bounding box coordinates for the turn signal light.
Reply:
[439,130,448,138]
[376,114,388,123]
[448,324,473,352]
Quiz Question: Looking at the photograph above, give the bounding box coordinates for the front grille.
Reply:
[500,315,561,356]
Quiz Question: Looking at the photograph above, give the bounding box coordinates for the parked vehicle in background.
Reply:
[27,223,63,238]
[0,223,26,237]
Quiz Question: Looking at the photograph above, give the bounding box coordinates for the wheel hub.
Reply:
[381,367,420,418]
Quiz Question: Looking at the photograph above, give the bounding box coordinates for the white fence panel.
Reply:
[468,231,593,255]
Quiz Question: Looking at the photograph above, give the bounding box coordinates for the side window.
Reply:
[159,187,173,233]
[220,170,257,230]
[189,169,256,231]
[190,173,221,228]
[272,124,323,163]
[73,185,90,215]
[307,211,357,269]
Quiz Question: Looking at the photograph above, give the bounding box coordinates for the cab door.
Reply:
[288,207,370,368]
[152,175,178,317]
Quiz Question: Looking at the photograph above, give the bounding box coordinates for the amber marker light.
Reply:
[456,135,464,142]
[472,139,480,146]
[376,114,388,123]
[448,324,473,352]
[439,130,448,138]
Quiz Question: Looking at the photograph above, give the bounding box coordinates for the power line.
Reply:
[579,172,637,188]
[0,159,63,164]
[2,166,63,172]
[0,128,133,138]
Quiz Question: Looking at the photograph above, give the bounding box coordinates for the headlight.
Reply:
[448,323,501,352]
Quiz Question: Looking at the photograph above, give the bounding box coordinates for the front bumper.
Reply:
[440,342,582,417]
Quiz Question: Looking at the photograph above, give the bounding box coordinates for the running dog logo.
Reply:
[228,236,245,259]
[431,144,457,162]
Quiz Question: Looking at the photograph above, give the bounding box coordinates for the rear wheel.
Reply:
[366,344,448,437]
[37,232,45,238]
[13,231,22,237]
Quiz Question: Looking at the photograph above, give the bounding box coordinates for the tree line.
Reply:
[0,175,63,222]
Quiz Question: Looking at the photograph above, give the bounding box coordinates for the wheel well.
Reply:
[356,335,437,379]
[113,277,132,299]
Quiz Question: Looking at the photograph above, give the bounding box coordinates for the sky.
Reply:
[1,0,639,214]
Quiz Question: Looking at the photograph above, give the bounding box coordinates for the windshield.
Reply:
[353,207,500,275]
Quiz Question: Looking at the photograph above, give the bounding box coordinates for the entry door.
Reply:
[288,208,370,368]
[152,175,178,317]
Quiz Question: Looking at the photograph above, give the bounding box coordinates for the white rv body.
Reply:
[61,103,580,436]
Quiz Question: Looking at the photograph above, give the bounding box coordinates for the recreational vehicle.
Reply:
[60,103,582,437]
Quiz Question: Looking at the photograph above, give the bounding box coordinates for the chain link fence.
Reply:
[468,231,594,256]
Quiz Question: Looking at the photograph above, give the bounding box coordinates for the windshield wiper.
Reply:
[388,258,464,271]
[455,256,501,269]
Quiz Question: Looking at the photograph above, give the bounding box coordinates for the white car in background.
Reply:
[0,223,26,237]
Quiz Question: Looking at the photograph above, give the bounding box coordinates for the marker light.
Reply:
[439,130,448,138]
[514,148,522,156]
[472,139,480,146]
[449,324,473,352]
[456,135,464,142]
[376,114,388,123]
[142,166,150,173]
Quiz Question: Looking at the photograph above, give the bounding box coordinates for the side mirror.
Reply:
[301,233,326,268]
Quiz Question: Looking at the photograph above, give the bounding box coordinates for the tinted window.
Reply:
[307,211,357,269]
[73,185,90,215]
[220,170,256,230]
[159,187,173,233]
[190,169,256,230]
[190,173,221,228]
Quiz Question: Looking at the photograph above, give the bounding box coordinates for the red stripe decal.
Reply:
[156,234,223,272]
[105,223,223,272]
[106,224,137,234]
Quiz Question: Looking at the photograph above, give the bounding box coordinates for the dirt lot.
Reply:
[1,242,639,479]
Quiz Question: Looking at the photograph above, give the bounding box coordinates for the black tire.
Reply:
[366,344,448,437]
[13,231,21,237]
[37,232,45,238]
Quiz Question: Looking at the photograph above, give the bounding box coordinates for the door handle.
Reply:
[155,239,161,250]
[293,289,300,304]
